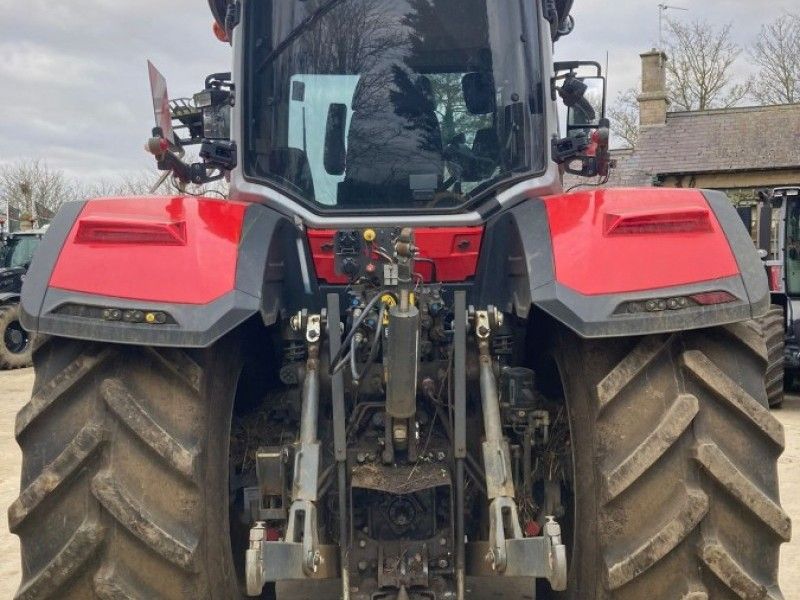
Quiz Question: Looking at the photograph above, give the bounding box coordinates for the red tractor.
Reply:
[11,1,789,599]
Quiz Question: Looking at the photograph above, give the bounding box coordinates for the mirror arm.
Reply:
[551,132,589,164]
[552,122,614,179]
[146,134,236,186]
[553,61,602,77]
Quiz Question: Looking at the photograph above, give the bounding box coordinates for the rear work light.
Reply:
[619,291,738,314]
[75,216,187,246]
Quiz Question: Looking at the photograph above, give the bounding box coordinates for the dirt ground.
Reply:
[0,368,798,599]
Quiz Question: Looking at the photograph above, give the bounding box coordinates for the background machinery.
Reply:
[0,229,44,369]
[11,1,789,599]
[753,186,800,407]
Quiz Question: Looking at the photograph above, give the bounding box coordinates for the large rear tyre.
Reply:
[9,336,246,599]
[553,321,790,599]
[0,303,34,369]
[758,305,785,408]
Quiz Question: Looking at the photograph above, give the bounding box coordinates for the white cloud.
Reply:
[555,0,799,103]
[0,0,795,182]
[0,0,229,181]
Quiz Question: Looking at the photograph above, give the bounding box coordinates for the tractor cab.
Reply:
[0,230,45,272]
[757,186,800,385]
[776,188,800,296]
[149,0,609,223]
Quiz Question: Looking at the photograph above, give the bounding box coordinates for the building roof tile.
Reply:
[629,103,800,175]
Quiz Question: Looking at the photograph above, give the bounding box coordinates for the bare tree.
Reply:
[665,19,750,111]
[607,88,640,148]
[0,160,76,223]
[0,160,229,231]
[77,171,230,199]
[750,13,800,105]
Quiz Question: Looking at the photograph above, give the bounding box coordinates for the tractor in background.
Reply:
[755,186,800,407]
[0,228,44,368]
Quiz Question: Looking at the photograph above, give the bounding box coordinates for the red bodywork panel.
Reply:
[543,188,740,296]
[50,196,247,304]
[47,189,739,308]
[308,227,484,284]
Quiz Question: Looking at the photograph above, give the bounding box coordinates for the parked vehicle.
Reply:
[10,1,788,599]
[755,186,800,407]
[0,229,44,368]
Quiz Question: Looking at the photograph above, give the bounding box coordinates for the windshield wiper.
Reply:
[256,0,347,73]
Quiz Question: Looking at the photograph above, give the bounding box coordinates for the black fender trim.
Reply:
[475,194,768,339]
[532,276,755,338]
[21,200,87,333]
[33,288,259,348]
[21,202,296,348]
[703,189,770,316]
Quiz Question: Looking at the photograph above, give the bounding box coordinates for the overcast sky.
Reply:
[0,0,796,183]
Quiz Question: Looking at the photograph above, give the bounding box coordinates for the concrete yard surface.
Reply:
[0,368,798,598]
[0,368,31,597]
[780,394,800,599]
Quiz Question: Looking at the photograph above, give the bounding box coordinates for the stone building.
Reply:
[592,50,800,203]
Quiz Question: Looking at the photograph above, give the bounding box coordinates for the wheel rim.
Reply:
[4,320,30,354]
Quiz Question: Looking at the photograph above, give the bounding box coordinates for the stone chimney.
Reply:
[638,49,669,127]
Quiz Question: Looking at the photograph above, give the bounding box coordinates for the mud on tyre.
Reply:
[10,319,790,600]
[757,305,785,408]
[554,319,790,599]
[9,336,246,599]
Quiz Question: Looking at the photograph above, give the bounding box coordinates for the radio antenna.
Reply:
[658,4,689,50]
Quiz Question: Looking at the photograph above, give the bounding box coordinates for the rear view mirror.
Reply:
[566,76,606,133]
[324,103,347,176]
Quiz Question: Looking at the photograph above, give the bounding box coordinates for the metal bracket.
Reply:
[246,516,339,595]
[470,306,567,590]
[474,310,491,339]
[543,516,568,591]
[465,514,567,591]
[246,314,332,595]
[306,313,321,343]
[486,497,520,572]
[288,499,323,574]
[472,306,503,340]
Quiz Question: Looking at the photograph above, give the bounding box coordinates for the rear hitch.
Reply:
[245,314,339,595]
[467,309,568,592]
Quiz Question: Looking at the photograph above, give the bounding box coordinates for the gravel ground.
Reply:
[0,368,798,599]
